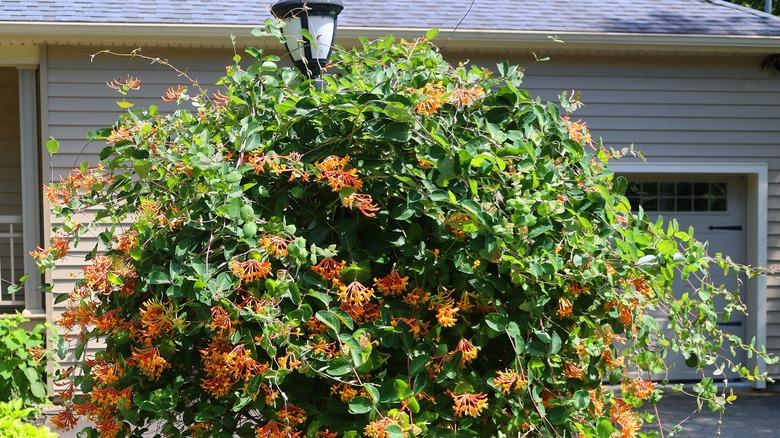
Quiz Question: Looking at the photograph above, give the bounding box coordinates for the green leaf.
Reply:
[425,28,440,40]
[46,137,60,155]
[147,269,170,285]
[116,100,134,109]
[30,380,46,400]
[573,389,590,409]
[409,354,430,376]
[550,332,562,355]
[341,261,372,282]
[316,310,340,333]
[506,322,525,354]
[384,102,411,122]
[394,379,412,400]
[348,396,373,414]
[597,419,614,438]
[365,385,380,403]
[386,425,404,438]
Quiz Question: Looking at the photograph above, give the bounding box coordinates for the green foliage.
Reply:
[39,22,775,437]
[726,0,779,15]
[0,400,57,438]
[0,315,50,406]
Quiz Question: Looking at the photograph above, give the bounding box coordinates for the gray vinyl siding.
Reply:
[45,46,231,366]
[0,68,25,308]
[45,46,780,373]
[0,69,22,215]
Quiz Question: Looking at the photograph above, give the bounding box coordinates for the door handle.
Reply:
[707,225,742,231]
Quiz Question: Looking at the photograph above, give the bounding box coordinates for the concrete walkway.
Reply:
[649,389,780,437]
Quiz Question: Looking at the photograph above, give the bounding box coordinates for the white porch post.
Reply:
[17,66,43,316]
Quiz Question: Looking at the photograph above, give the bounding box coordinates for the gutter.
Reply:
[0,21,778,53]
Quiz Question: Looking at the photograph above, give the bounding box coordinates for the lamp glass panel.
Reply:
[282,17,304,62]
[306,15,336,59]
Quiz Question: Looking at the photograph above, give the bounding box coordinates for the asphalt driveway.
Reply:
[649,389,780,437]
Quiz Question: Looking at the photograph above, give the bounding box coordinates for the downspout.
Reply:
[767,0,773,14]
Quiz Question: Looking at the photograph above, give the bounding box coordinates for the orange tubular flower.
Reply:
[256,421,301,438]
[374,271,409,296]
[93,310,122,333]
[212,91,230,108]
[129,347,170,381]
[622,379,656,400]
[557,298,573,318]
[52,235,70,259]
[209,306,236,335]
[342,192,380,218]
[116,230,139,254]
[450,391,489,417]
[450,84,485,106]
[454,338,479,364]
[91,361,125,386]
[610,400,640,438]
[200,340,266,398]
[311,258,344,282]
[590,388,606,416]
[278,350,302,371]
[564,363,585,380]
[629,277,652,298]
[316,429,339,438]
[436,303,459,327]
[106,75,141,91]
[315,155,364,192]
[494,369,527,394]
[391,317,430,339]
[414,82,446,116]
[50,409,78,431]
[337,281,375,306]
[277,404,307,428]
[330,382,359,402]
[229,259,272,284]
[563,115,594,146]
[364,417,400,438]
[138,299,175,344]
[162,85,186,102]
[82,255,114,295]
[107,126,133,144]
[29,246,54,261]
[340,301,381,325]
[260,234,291,258]
[404,287,430,307]
[96,417,123,438]
[568,282,589,296]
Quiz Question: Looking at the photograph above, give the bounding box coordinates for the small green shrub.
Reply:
[0,315,49,406]
[0,399,57,438]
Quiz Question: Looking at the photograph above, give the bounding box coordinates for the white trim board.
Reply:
[610,161,768,389]
[0,23,778,53]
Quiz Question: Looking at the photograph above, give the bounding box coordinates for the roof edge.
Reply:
[0,22,778,53]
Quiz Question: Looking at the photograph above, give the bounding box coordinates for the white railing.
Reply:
[0,215,24,308]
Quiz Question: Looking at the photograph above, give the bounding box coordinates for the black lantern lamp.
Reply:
[271,0,344,81]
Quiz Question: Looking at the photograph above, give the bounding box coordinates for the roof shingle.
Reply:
[3,0,779,36]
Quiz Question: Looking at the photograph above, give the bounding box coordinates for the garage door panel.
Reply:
[623,174,746,381]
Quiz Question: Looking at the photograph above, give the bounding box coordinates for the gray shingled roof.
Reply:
[2,0,780,36]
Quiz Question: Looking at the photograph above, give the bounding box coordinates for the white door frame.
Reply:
[610,162,768,389]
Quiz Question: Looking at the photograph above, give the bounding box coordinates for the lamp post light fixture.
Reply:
[271,0,344,84]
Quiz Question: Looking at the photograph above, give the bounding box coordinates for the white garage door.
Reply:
[624,175,747,381]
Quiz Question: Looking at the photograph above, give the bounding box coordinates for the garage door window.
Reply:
[625,181,727,212]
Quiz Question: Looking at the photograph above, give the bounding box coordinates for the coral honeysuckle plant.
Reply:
[35,24,775,438]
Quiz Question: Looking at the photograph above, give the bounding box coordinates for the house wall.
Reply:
[43,46,780,373]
